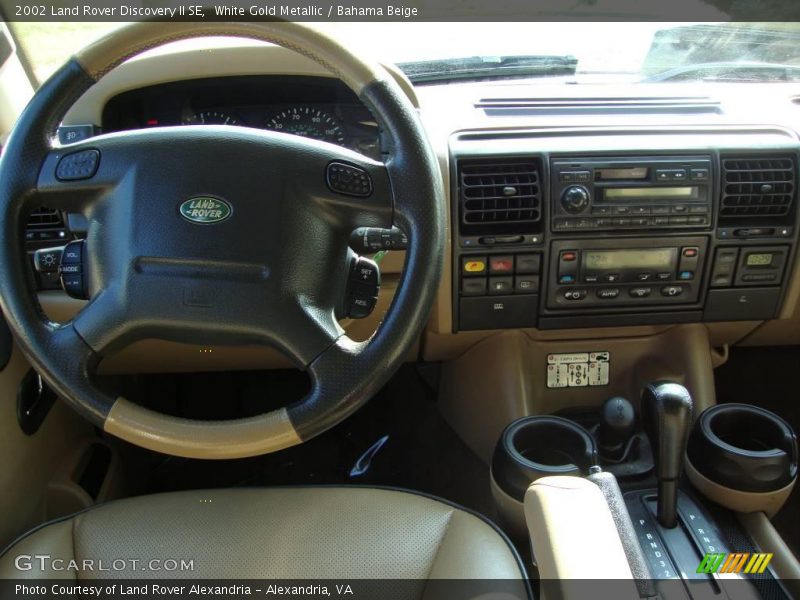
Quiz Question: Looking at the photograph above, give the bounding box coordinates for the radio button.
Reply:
[661,285,685,297]
[652,206,670,214]
[489,277,514,295]
[690,168,709,181]
[656,170,671,181]
[669,216,689,225]
[596,288,620,299]
[631,217,650,227]
[689,205,708,214]
[688,216,708,225]
[672,205,688,213]
[563,289,587,301]
[613,218,631,227]
[629,287,652,298]
[672,170,687,180]
[615,206,631,214]
[654,216,670,226]
[595,218,612,227]
[632,206,650,215]
[592,206,613,215]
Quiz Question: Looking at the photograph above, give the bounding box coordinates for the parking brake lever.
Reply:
[641,381,693,528]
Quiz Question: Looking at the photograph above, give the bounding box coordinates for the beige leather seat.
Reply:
[0,487,527,591]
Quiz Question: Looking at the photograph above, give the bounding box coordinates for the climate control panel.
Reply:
[546,237,709,310]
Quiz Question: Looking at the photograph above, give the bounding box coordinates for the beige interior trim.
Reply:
[525,476,638,599]
[104,399,301,459]
[439,324,717,462]
[76,22,387,94]
[686,458,795,517]
[738,511,800,598]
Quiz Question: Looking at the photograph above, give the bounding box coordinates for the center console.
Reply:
[452,137,798,332]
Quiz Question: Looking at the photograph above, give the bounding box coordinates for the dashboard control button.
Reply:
[671,205,688,213]
[558,275,576,284]
[584,274,600,283]
[636,273,653,282]
[61,273,84,297]
[632,206,650,215]
[742,273,777,282]
[595,218,612,227]
[61,240,83,264]
[560,185,590,214]
[688,205,708,214]
[462,278,487,296]
[33,247,63,273]
[462,257,487,275]
[613,218,631,227]
[326,162,372,197]
[682,247,698,258]
[596,288,620,299]
[489,276,513,295]
[603,273,621,283]
[690,168,709,181]
[678,271,695,280]
[563,289,587,301]
[515,254,541,274]
[592,206,613,215]
[654,216,669,225]
[687,216,708,225]
[661,285,684,297]
[669,216,688,225]
[652,206,670,214]
[672,169,687,180]
[629,287,652,298]
[656,272,672,281]
[515,276,539,294]
[614,206,631,215]
[56,149,100,181]
[489,255,514,274]
[656,170,671,181]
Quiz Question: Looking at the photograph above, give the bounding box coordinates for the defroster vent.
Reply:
[459,159,541,233]
[26,207,64,229]
[721,157,796,219]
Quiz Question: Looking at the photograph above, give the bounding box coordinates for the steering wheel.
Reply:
[0,22,444,459]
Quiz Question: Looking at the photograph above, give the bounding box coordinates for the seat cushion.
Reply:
[0,487,527,586]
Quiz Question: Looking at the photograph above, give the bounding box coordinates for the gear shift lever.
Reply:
[641,382,693,528]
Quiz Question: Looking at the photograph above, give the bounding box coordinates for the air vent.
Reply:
[26,207,64,229]
[721,157,796,218]
[459,160,541,232]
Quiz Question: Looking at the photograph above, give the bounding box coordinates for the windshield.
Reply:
[9,21,800,85]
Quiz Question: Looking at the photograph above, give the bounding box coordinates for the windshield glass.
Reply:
[9,21,800,85]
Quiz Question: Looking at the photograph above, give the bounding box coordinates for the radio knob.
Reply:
[561,185,590,214]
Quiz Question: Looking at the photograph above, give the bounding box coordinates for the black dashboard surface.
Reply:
[101,75,382,160]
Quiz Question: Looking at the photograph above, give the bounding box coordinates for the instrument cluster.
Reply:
[102,76,382,160]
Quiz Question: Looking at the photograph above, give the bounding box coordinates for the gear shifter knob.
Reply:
[641,382,693,528]
[598,396,636,460]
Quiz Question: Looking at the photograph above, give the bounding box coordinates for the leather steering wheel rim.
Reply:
[0,21,445,459]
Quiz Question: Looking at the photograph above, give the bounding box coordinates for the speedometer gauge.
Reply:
[183,111,240,125]
[267,107,346,145]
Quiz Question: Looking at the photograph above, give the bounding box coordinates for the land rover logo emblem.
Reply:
[179,197,232,224]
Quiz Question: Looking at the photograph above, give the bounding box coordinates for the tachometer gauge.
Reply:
[267,107,346,144]
[183,111,241,125]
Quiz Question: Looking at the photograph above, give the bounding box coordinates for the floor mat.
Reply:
[139,364,498,520]
[714,346,800,558]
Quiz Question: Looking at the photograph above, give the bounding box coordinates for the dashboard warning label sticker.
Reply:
[547,351,610,388]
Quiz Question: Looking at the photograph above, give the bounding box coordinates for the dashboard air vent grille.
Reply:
[459,160,541,227]
[26,207,64,229]
[721,157,796,218]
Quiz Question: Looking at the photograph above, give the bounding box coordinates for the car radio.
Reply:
[551,156,713,232]
[546,237,709,309]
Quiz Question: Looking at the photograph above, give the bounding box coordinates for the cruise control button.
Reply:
[629,287,652,298]
[327,162,372,197]
[661,285,684,297]
[61,273,84,298]
[596,288,620,299]
[56,149,100,181]
[352,256,380,286]
[348,294,377,319]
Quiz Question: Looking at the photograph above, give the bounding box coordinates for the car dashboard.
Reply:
[27,41,800,373]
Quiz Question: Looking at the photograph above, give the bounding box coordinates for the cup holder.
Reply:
[492,416,597,503]
[687,403,798,515]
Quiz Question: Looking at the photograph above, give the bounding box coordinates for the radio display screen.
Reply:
[596,167,649,180]
[603,186,698,200]
[746,253,773,267]
[584,248,676,271]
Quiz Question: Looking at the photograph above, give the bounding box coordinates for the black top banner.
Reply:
[1,0,800,22]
